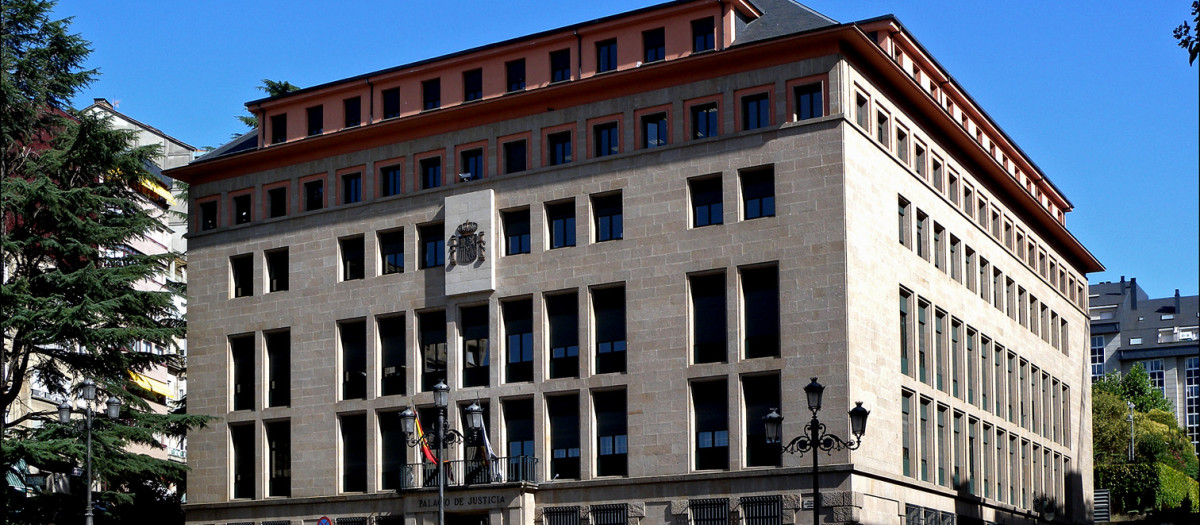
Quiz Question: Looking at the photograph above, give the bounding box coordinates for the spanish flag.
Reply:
[412,409,440,465]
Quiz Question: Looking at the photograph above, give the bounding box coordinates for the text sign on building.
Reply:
[444,190,496,296]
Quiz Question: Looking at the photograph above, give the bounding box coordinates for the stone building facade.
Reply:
[168,1,1103,524]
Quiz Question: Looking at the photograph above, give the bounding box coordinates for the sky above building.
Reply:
[52,0,1198,298]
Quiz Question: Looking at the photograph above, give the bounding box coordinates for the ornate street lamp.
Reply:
[763,377,869,525]
[58,378,122,525]
[398,381,483,525]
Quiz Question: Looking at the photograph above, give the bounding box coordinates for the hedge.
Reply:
[1095,462,1199,514]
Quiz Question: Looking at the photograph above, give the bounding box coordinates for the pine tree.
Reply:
[235,78,301,128]
[2,1,211,523]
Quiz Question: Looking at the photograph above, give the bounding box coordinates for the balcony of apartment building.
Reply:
[384,456,539,491]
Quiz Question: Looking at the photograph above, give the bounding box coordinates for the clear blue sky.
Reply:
[53,0,1199,298]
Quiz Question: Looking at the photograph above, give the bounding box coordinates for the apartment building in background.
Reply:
[168,1,1104,524]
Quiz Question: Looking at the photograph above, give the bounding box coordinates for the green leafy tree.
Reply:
[1092,365,1175,413]
[2,1,210,523]
[1092,369,1198,480]
[235,78,301,128]
[1174,1,1200,65]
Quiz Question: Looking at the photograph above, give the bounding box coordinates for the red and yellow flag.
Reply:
[413,409,440,465]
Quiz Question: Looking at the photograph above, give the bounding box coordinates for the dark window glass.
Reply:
[547,394,580,479]
[461,305,489,388]
[506,59,526,92]
[596,39,618,73]
[340,320,366,400]
[594,286,626,374]
[690,499,729,525]
[691,103,718,139]
[463,68,483,101]
[642,113,667,148]
[340,414,366,492]
[504,399,535,480]
[343,96,361,127]
[595,390,628,476]
[382,88,401,119]
[379,230,404,275]
[691,273,726,363]
[422,78,440,110]
[744,373,781,466]
[340,237,364,281]
[547,201,576,249]
[200,201,218,230]
[230,335,254,410]
[504,300,533,383]
[266,420,290,497]
[231,424,254,499]
[304,179,323,211]
[548,131,572,165]
[592,505,628,525]
[233,194,251,224]
[420,310,447,391]
[267,249,288,292]
[270,114,287,144]
[267,187,287,218]
[342,172,361,204]
[643,28,665,62]
[550,49,572,82]
[547,293,579,379]
[690,177,723,227]
[793,83,822,121]
[503,209,530,255]
[593,193,623,242]
[307,105,323,136]
[594,122,619,157]
[692,17,715,52]
[742,93,770,130]
[694,380,729,470]
[742,266,779,358]
[503,140,527,174]
[379,412,406,490]
[380,165,402,197]
[231,254,253,298]
[379,315,406,396]
[741,496,782,525]
[741,167,775,220]
[855,94,869,128]
[460,149,483,181]
[420,157,442,189]
[419,224,445,269]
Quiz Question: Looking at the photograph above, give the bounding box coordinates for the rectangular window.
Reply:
[422,78,440,110]
[548,131,572,165]
[691,273,727,364]
[953,321,964,400]
[740,166,775,220]
[915,211,928,260]
[340,236,364,281]
[379,314,406,396]
[503,140,527,174]
[642,112,667,148]
[266,330,290,407]
[506,59,526,92]
[948,171,960,205]
[233,194,251,224]
[896,127,909,163]
[420,156,442,189]
[230,334,254,411]
[231,254,253,298]
[692,17,715,52]
[594,121,619,157]
[742,265,780,359]
[741,496,782,525]
[461,305,489,388]
[548,394,581,479]
[504,399,535,477]
[741,92,770,130]
[793,83,822,121]
[931,157,943,192]
[593,193,623,242]
[339,320,366,400]
[379,411,406,490]
[950,235,961,282]
[933,224,946,272]
[342,172,362,204]
[593,505,628,525]
[691,102,718,139]
[690,176,723,227]
[266,420,291,497]
[1145,360,1165,395]
[266,249,288,292]
[876,110,890,146]
[914,143,927,179]
[693,379,729,470]
[504,299,533,383]
[379,229,404,275]
[307,105,323,136]
[643,28,665,63]
[459,148,483,181]
[547,293,580,379]
[855,93,869,128]
[304,179,324,211]
[596,39,618,73]
[937,405,948,486]
[462,68,483,102]
[547,201,576,249]
[595,389,628,476]
[550,49,571,82]
[503,209,531,255]
[267,187,287,218]
[340,413,366,492]
[902,391,913,477]
[898,198,910,247]
[743,373,781,467]
[900,291,911,376]
[382,87,401,119]
[343,96,361,128]
[935,311,947,392]
[594,286,627,374]
[917,301,929,384]
[270,114,287,144]
[230,423,255,499]
[919,398,930,481]
[690,499,728,525]
[419,310,447,391]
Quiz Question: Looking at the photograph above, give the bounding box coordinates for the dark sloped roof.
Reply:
[734,0,837,45]
[196,130,259,161]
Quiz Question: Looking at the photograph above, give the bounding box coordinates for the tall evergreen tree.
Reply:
[2,1,210,523]
[235,78,301,128]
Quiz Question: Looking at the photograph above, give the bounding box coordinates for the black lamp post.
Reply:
[57,378,121,525]
[763,377,869,525]
[398,380,483,525]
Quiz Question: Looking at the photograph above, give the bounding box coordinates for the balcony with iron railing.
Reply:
[385,456,537,490]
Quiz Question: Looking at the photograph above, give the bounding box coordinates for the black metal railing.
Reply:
[389,456,538,489]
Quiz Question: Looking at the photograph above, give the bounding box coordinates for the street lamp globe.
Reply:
[58,401,71,424]
[399,407,417,436]
[106,396,122,419]
[433,380,450,408]
[464,402,484,432]
[849,401,870,437]
[804,377,824,412]
[80,379,96,402]
[762,408,784,445]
